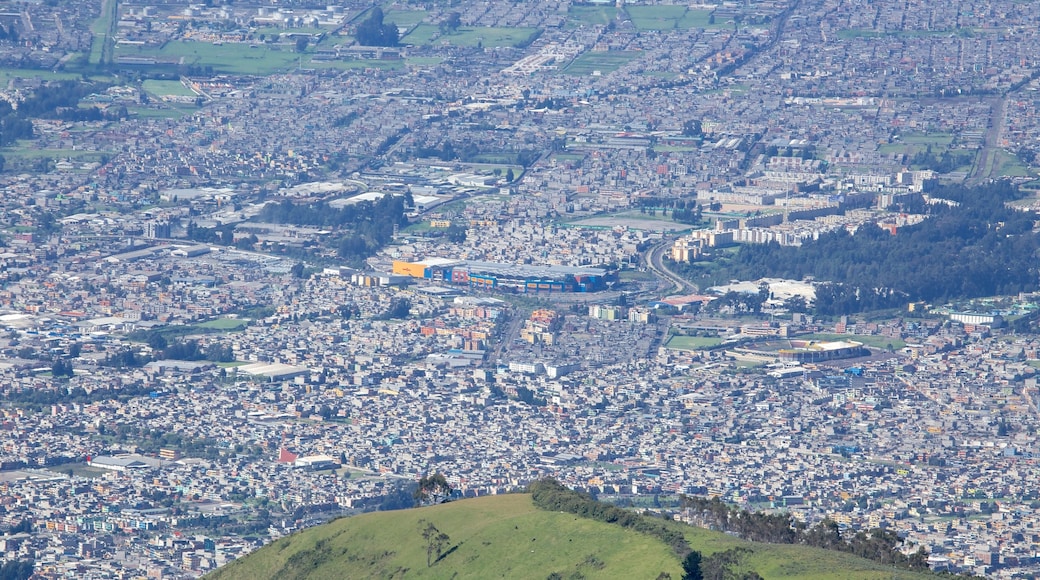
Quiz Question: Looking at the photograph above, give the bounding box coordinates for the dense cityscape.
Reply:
[0,0,1039,578]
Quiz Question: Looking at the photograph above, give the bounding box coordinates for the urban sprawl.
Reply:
[1,0,1040,578]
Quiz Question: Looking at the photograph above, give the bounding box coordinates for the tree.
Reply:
[414,472,452,506]
[419,520,451,567]
[682,119,703,137]
[295,36,309,53]
[681,550,703,580]
[439,12,462,34]
[356,7,398,46]
[505,167,515,182]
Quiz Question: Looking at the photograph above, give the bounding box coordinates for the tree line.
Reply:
[680,495,930,571]
[685,181,1040,315]
[529,479,691,559]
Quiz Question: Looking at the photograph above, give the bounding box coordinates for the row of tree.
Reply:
[529,479,691,559]
[687,181,1040,315]
[680,495,929,570]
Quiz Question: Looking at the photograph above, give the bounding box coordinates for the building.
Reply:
[778,340,867,363]
[393,258,609,293]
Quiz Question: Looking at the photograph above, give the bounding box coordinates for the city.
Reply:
[0,0,1038,578]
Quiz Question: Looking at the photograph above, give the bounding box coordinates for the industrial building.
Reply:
[392,258,610,293]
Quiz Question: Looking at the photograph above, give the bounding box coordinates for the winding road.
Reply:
[644,237,697,297]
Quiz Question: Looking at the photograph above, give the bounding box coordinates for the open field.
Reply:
[113,41,302,75]
[564,51,639,76]
[566,210,693,232]
[208,494,947,580]
[568,5,617,26]
[384,9,429,28]
[626,6,729,31]
[208,494,683,580]
[142,80,197,97]
[197,318,249,331]
[89,0,118,66]
[402,24,541,48]
[800,333,906,351]
[666,335,725,350]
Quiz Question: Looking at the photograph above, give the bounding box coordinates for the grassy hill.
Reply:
[207,494,943,580]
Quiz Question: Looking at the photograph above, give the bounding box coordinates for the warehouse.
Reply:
[392,258,609,292]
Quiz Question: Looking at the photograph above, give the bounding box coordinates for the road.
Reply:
[644,237,697,297]
[968,96,1008,185]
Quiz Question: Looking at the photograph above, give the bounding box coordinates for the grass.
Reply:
[800,333,905,351]
[568,6,617,27]
[45,462,108,479]
[402,24,541,48]
[197,318,249,331]
[625,6,729,31]
[991,150,1033,178]
[384,10,428,29]
[0,68,92,84]
[310,59,404,71]
[208,494,682,579]
[208,494,946,580]
[142,80,197,97]
[563,51,640,76]
[127,103,201,119]
[89,0,118,66]
[0,147,113,162]
[113,41,303,75]
[666,335,725,350]
[406,56,444,66]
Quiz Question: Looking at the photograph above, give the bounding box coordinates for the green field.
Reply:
[666,335,725,350]
[89,0,118,66]
[384,9,429,29]
[568,5,617,26]
[625,6,729,31]
[208,494,682,579]
[142,79,197,97]
[989,149,1034,178]
[113,41,303,75]
[0,68,94,85]
[564,51,640,76]
[310,59,404,71]
[127,103,201,119]
[801,333,905,351]
[208,494,947,580]
[402,24,541,48]
[197,318,249,331]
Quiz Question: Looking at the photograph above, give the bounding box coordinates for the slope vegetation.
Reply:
[207,494,943,580]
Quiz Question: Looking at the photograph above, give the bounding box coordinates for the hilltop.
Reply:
[207,494,945,580]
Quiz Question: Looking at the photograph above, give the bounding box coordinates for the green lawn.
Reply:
[801,333,905,351]
[568,6,617,27]
[45,462,108,479]
[0,147,113,162]
[625,6,729,31]
[666,335,724,350]
[402,24,541,48]
[127,104,201,119]
[113,41,303,75]
[992,149,1034,178]
[197,318,249,331]
[384,9,429,29]
[0,68,93,84]
[310,59,404,71]
[89,0,118,65]
[564,51,640,76]
[208,494,683,580]
[142,79,197,97]
[208,494,946,580]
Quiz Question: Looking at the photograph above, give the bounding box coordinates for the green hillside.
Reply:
[207,494,942,580]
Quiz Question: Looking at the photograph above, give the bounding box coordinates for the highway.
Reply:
[644,236,697,297]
